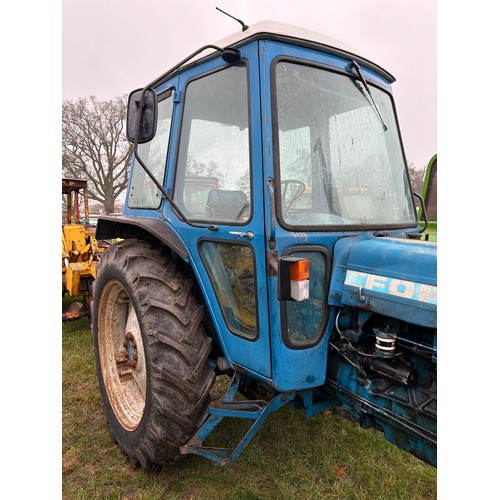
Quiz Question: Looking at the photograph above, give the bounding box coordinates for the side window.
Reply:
[200,241,257,339]
[174,64,251,224]
[128,91,174,209]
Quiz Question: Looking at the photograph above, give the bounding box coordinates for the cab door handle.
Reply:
[229,231,254,240]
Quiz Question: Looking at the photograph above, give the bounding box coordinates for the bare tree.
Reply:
[62,96,132,214]
[407,161,425,194]
[186,156,227,183]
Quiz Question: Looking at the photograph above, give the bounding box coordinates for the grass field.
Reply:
[62,298,437,499]
[419,221,437,242]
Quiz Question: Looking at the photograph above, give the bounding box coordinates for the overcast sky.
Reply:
[63,0,437,170]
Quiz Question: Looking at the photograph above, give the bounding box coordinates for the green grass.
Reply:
[419,221,437,242]
[62,303,437,499]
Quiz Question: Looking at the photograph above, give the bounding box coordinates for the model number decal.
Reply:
[345,270,437,305]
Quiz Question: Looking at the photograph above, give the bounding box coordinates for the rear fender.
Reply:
[95,215,189,261]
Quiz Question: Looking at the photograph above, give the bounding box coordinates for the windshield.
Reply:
[274,61,415,228]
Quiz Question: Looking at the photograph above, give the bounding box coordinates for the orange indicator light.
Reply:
[290,259,309,281]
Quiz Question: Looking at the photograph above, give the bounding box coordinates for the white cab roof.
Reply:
[186,20,394,82]
[214,20,361,57]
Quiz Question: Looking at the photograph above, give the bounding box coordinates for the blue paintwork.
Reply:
[298,389,334,419]
[433,331,437,363]
[329,234,437,328]
[256,40,422,392]
[125,42,274,382]
[180,372,294,465]
[169,42,273,380]
[127,340,134,360]
[330,355,437,466]
[121,33,437,466]
[123,38,424,391]
[345,237,437,285]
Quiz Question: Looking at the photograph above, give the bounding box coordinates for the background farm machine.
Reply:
[62,178,105,322]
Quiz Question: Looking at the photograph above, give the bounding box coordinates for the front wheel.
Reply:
[92,239,215,470]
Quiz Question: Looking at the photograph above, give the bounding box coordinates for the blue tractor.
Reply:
[92,21,437,470]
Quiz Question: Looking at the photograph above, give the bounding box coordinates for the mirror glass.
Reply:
[126,89,158,144]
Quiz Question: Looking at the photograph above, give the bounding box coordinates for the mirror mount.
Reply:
[221,48,241,63]
[413,192,428,234]
[124,42,243,232]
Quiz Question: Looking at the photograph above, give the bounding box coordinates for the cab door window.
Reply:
[174,64,251,224]
[199,241,257,339]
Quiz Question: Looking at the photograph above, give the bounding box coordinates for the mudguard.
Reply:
[96,215,189,260]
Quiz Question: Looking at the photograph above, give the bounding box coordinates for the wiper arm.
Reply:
[349,61,388,131]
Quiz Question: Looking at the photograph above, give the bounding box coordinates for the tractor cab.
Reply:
[94,22,437,469]
[111,21,420,386]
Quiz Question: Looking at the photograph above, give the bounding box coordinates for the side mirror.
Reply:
[126,88,158,144]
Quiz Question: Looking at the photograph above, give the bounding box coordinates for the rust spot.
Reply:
[115,352,128,363]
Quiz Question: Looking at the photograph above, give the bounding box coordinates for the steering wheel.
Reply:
[236,201,250,220]
[281,179,306,216]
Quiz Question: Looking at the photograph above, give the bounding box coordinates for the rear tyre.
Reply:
[92,239,214,470]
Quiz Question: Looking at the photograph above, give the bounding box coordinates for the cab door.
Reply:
[165,42,272,379]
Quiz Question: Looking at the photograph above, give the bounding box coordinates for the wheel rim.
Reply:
[98,280,147,431]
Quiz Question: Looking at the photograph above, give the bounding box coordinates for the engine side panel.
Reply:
[329,235,437,327]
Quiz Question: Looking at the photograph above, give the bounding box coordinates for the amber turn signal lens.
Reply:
[290,259,309,281]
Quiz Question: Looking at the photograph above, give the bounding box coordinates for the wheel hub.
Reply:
[123,331,138,368]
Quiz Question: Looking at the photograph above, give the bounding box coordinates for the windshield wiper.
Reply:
[349,61,388,131]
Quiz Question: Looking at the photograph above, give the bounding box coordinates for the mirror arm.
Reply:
[132,137,218,232]
[146,44,237,91]
[128,44,241,233]
[413,191,428,234]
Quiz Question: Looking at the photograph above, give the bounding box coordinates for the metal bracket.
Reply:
[266,177,277,249]
[173,89,182,104]
[180,372,293,465]
[267,250,278,276]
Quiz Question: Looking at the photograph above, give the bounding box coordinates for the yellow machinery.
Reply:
[62,178,105,321]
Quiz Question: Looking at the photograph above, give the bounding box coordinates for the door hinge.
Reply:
[173,90,182,104]
[267,250,278,275]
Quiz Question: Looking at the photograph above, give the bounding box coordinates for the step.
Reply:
[179,372,293,465]
[179,445,235,466]
[208,398,269,419]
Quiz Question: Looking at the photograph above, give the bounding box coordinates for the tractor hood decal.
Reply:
[328,234,437,328]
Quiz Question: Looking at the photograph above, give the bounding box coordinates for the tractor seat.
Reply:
[206,189,249,221]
